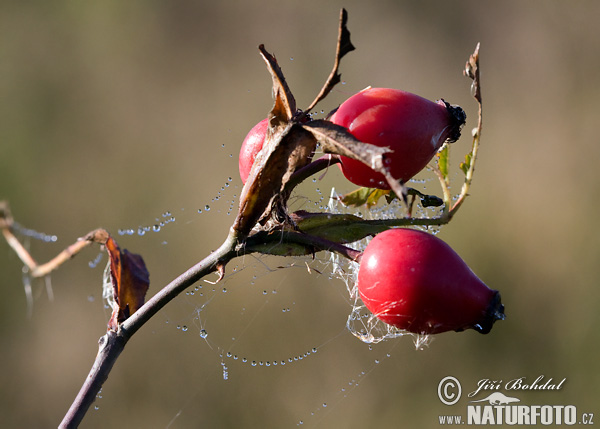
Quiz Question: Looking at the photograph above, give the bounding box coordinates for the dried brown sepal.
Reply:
[258,45,296,125]
[302,120,408,202]
[305,8,355,114]
[464,42,481,103]
[105,236,150,331]
[234,124,317,237]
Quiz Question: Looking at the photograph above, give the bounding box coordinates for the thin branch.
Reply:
[59,223,365,428]
[59,331,126,429]
[120,229,240,337]
[60,229,240,428]
[284,154,341,193]
[0,201,109,277]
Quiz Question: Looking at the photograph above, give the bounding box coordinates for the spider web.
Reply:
[13,162,446,426]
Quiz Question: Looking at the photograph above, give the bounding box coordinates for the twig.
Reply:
[451,43,482,215]
[284,154,341,192]
[0,204,109,278]
[59,229,239,428]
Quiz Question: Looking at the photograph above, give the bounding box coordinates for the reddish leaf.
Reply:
[105,237,150,331]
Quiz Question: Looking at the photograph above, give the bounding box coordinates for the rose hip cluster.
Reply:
[238,87,504,336]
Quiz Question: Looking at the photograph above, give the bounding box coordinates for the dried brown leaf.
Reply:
[105,236,150,331]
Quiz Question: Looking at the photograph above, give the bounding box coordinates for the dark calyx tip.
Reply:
[473,290,505,335]
[440,99,467,143]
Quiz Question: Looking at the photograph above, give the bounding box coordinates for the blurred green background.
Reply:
[1,1,598,427]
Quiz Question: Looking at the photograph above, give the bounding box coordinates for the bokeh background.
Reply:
[1,1,598,427]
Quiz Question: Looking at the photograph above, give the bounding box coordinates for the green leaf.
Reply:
[460,152,473,175]
[245,242,313,257]
[292,211,386,244]
[339,187,391,208]
[437,144,450,181]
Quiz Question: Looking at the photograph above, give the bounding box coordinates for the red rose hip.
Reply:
[330,87,466,188]
[357,228,504,335]
[239,118,268,184]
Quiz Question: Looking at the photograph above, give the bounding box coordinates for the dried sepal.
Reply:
[302,120,407,201]
[305,8,355,114]
[234,124,317,237]
[464,42,481,103]
[258,44,296,124]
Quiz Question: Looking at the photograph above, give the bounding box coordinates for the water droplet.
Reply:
[222,288,227,293]
[200,329,208,339]
[205,205,211,211]
[181,325,188,332]
[197,209,202,214]
[153,224,161,232]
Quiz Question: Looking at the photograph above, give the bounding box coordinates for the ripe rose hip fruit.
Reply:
[330,87,466,188]
[239,118,268,184]
[357,228,504,335]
